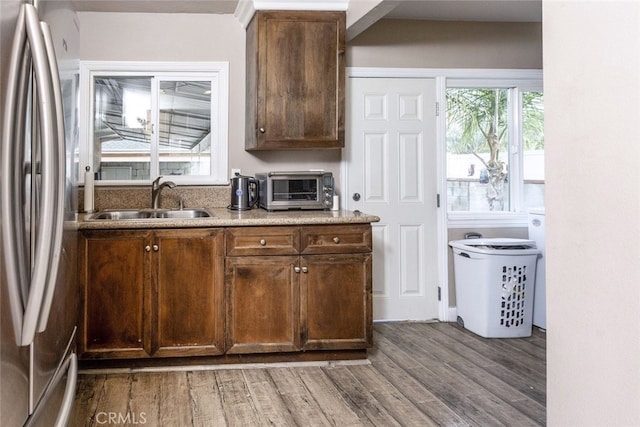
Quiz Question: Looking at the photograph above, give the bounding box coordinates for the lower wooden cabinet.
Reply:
[154,229,225,358]
[225,256,300,354]
[79,223,372,361]
[301,254,372,350]
[78,228,224,359]
[79,230,151,359]
[225,224,373,355]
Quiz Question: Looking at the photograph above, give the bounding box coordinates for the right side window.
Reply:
[446,85,544,214]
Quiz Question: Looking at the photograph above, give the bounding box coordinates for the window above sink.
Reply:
[79,61,229,186]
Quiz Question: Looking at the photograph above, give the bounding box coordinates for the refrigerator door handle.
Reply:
[20,4,58,346]
[36,20,65,333]
[53,353,77,427]
[24,352,78,427]
[1,4,28,346]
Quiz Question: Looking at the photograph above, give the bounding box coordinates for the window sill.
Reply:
[447,212,529,228]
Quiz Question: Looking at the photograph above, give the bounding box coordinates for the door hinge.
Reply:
[435,101,440,117]
[436,193,441,208]
[438,286,441,301]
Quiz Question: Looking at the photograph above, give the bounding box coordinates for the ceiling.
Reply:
[71,0,542,22]
[385,1,541,22]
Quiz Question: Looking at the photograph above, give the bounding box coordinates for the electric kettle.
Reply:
[229,175,259,210]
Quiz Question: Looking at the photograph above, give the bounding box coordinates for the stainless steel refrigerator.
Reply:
[1,1,79,425]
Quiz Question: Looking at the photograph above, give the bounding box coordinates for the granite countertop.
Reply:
[78,208,380,230]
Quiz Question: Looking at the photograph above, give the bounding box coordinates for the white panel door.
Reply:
[345,77,438,321]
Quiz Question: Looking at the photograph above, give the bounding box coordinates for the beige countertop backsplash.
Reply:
[81,186,231,212]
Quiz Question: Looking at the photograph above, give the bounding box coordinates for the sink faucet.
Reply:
[151,176,176,209]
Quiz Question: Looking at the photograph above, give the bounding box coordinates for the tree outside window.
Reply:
[446,87,544,213]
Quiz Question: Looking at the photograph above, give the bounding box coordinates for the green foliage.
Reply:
[446,88,508,156]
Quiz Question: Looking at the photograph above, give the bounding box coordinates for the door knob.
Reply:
[352,193,361,201]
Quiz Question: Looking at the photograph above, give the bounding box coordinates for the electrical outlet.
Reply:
[231,168,241,178]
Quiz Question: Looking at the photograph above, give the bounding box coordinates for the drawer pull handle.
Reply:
[145,245,151,252]
[294,266,301,273]
[259,239,266,246]
[333,237,340,244]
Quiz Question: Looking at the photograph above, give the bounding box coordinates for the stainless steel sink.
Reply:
[88,208,215,221]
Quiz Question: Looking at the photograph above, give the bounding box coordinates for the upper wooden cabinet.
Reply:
[245,11,346,150]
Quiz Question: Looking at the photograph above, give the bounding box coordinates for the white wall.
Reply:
[544,1,640,425]
[348,19,542,69]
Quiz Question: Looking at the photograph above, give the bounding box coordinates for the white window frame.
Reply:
[79,61,229,185]
[445,72,543,228]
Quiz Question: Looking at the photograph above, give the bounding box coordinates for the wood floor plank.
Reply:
[157,372,193,426]
[242,368,296,426]
[267,368,333,426]
[366,345,470,426]
[322,365,402,426]
[297,367,368,426]
[429,322,546,378]
[96,374,131,422]
[69,374,106,427]
[73,322,546,427]
[428,322,547,395]
[374,332,509,426]
[348,364,439,427]
[405,323,546,417]
[187,370,228,427]
[129,372,161,426]
[216,369,262,426]
[400,322,546,423]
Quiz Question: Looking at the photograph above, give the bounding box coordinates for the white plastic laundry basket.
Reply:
[450,238,540,338]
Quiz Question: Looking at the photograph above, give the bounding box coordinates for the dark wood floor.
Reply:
[70,322,546,426]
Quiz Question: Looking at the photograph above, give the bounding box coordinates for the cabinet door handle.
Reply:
[333,237,340,244]
[259,239,266,246]
[259,127,266,133]
[294,266,301,273]
[302,267,308,273]
[145,245,151,252]
[153,244,159,252]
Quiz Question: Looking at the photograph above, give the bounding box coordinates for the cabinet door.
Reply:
[153,229,225,357]
[301,254,372,350]
[246,11,345,150]
[225,256,300,354]
[79,230,152,359]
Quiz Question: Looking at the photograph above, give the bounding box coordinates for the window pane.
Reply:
[158,80,211,177]
[522,91,545,210]
[93,76,152,181]
[446,88,510,212]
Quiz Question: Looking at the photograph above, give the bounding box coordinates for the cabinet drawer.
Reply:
[300,225,372,254]
[226,226,299,256]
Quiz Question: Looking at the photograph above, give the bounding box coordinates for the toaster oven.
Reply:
[255,171,334,211]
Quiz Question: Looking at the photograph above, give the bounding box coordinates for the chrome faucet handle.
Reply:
[152,176,163,189]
